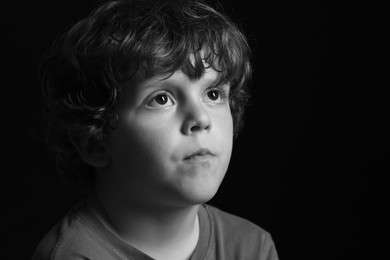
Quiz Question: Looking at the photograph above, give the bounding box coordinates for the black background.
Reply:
[1,0,388,259]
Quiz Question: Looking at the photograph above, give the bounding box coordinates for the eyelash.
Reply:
[207,87,229,102]
[145,86,230,108]
[146,90,174,108]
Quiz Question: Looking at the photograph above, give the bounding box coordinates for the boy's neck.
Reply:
[89,192,200,260]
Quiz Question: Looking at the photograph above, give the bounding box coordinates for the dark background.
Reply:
[1,0,388,259]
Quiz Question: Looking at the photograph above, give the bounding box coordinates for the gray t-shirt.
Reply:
[32,198,278,260]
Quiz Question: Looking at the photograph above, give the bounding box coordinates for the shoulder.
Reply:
[31,202,107,260]
[202,204,278,260]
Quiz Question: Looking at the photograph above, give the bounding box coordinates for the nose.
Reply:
[181,100,212,135]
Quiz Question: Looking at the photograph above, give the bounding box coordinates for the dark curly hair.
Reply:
[40,0,252,191]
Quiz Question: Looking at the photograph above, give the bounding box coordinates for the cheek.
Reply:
[214,108,234,137]
[107,114,176,170]
[212,110,234,157]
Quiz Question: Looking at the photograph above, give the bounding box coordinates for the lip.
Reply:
[184,148,215,161]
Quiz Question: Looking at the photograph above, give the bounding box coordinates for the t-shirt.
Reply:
[32,197,279,260]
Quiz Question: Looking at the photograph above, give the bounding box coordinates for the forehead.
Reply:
[132,66,222,90]
[136,47,225,82]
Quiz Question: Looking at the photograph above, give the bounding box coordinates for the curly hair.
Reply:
[40,0,252,191]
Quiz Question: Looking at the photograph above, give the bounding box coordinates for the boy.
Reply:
[32,0,279,259]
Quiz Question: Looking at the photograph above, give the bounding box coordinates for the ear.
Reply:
[70,136,110,168]
[78,145,110,168]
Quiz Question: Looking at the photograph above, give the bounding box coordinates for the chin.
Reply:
[163,165,227,208]
[174,181,222,207]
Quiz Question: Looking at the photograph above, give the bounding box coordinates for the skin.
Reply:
[88,66,233,259]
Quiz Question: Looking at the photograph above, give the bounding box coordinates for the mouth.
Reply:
[184,148,215,161]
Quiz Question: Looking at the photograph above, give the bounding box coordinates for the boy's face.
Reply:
[102,67,233,209]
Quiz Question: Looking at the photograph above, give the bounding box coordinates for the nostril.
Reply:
[190,125,202,132]
[188,120,211,134]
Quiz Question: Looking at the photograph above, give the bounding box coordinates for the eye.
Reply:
[146,91,174,108]
[204,87,229,104]
[207,90,220,101]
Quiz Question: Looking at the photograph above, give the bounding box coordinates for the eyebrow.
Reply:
[142,74,223,90]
